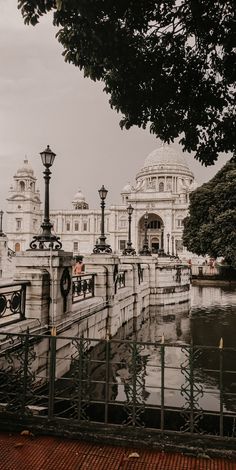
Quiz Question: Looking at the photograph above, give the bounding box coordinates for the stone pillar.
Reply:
[0,234,9,280]
[84,254,120,336]
[14,250,74,326]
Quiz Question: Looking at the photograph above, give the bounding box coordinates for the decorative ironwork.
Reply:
[180,345,204,433]
[0,332,236,442]
[122,342,146,427]
[70,337,92,422]
[60,268,71,312]
[29,234,62,250]
[0,330,36,415]
[0,281,29,326]
[115,271,126,290]
[72,274,95,303]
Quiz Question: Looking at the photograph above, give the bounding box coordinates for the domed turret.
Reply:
[16,158,34,176]
[121,182,132,193]
[72,189,89,209]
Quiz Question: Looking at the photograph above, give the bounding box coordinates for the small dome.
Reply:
[72,188,89,209]
[143,142,189,170]
[73,189,86,202]
[16,158,34,176]
[121,182,132,193]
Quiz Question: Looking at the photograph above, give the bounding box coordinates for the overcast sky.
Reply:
[0,1,230,213]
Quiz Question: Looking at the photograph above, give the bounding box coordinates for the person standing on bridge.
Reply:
[73,256,84,275]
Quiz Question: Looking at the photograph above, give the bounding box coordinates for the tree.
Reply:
[182,158,236,265]
[18,1,236,165]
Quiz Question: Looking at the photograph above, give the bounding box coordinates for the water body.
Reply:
[90,285,236,414]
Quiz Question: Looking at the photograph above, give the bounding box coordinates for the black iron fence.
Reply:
[0,330,236,442]
[0,281,29,326]
[72,274,95,304]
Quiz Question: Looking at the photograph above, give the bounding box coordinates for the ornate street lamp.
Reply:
[93,185,112,254]
[167,233,170,255]
[123,204,136,255]
[29,145,62,250]
[0,210,5,237]
[139,211,151,256]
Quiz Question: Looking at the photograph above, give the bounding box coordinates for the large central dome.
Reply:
[135,141,194,183]
[143,142,189,169]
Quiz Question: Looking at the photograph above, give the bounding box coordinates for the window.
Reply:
[147,220,161,229]
[83,222,87,231]
[177,219,184,227]
[15,242,21,252]
[75,222,79,231]
[119,240,126,251]
[159,182,164,192]
[66,222,70,231]
[16,219,22,231]
[73,241,79,252]
[119,219,126,229]
[33,219,37,230]
[19,181,25,192]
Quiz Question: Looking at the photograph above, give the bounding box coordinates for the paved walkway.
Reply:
[0,432,236,469]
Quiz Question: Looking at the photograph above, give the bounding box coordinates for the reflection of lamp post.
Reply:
[30,145,62,250]
[93,185,112,253]
[139,211,151,256]
[0,210,5,237]
[175,239,178,258]
[158,224,165,256]
[167,233,170,255]
[171,235,175,256]
[123,204,136,255]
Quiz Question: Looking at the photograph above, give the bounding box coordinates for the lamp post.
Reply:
[123,204,136,255]
[139,211,151,256]
[167,233,170,255]
[0,210,5,237]
[93,185,112,253]
[29,145,62,250]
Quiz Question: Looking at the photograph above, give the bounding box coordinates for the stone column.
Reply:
[14,250,74,327]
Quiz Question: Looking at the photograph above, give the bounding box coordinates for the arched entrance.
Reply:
[138,213,164,253]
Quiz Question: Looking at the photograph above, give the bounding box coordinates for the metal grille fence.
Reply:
[0,331,236,440]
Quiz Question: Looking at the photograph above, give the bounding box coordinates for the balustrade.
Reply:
[72,273,95,303]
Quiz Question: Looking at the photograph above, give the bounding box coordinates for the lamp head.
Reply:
[98,185,108,200]
[127,204,134,216]
[40,145,56,168]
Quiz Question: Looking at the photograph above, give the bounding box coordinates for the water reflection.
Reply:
[89,285,236,414]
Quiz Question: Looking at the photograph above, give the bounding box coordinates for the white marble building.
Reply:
[5,142,196,258]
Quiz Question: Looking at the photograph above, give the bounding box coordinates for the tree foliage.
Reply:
[183,158,236,264]
[18,0,236,165]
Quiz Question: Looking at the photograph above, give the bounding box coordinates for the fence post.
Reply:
[104,337,110,424]
[22,327,30,413]
[160,333,165,432]
[219,337,224,437]
[48,327,57,420]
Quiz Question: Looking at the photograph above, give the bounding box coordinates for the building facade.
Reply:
[6,143,196,258]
